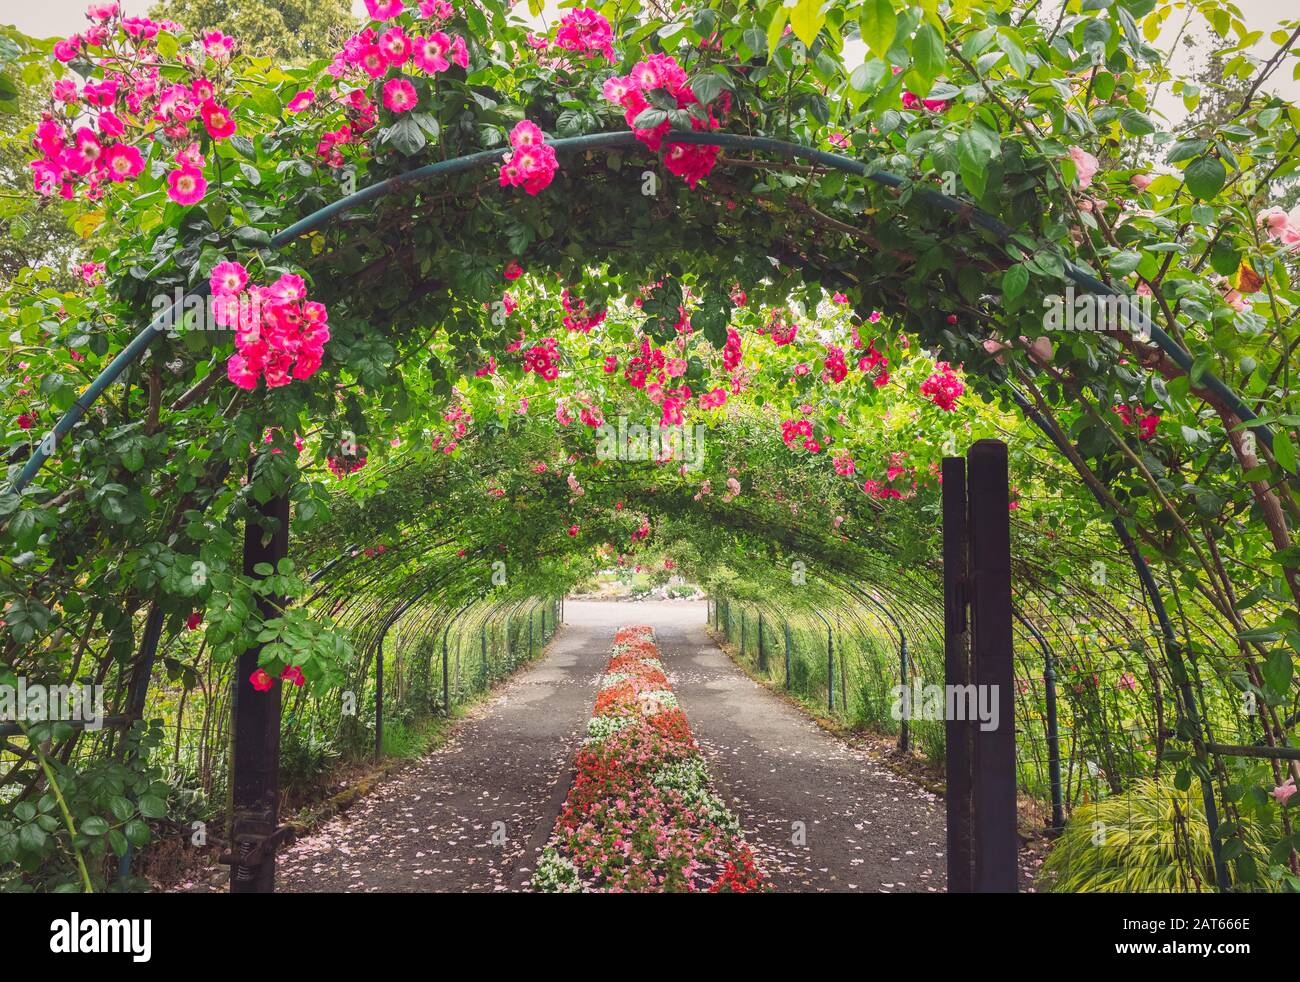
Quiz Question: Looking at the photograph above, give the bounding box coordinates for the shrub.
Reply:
[1039,779,1273,893]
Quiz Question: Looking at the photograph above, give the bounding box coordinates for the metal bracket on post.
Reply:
[219,810,295,878]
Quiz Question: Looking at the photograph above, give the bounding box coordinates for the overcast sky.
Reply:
[5,0,1297,122]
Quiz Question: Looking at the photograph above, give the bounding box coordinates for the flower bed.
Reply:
[532,625,766,893]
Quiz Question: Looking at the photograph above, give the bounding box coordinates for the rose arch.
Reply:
[3,0,1300,893]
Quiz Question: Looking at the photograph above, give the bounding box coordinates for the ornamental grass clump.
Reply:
[1040,779,1275,893]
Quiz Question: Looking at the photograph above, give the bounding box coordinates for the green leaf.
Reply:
[1184,156,1226,199]
[789,0,825,47]
[860,0,898,58]
[849,60,887,93]
[1262,648,1292,695]
[911,23,946,86]
[632,107,668,130]
[382,116,427,157]
[1166,138,1208,164]
[1272,429,1297,474]
[234,225,271,247]
[1109,251,1142,276]
[1002,263,1029,304]
[956,125,998,198]
[691,72,727,106]
[228,134,256,160]
[1119,108,1155,135]
[124,819,151,847]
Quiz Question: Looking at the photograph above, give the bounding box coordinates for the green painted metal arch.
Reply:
[8,129,1278,494]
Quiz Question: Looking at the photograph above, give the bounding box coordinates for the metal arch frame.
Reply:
[1007,382,1229,889]
[8,130,1279,496]
[439,595,480,715]
[372,576,443,761]
[1011,604,1064,831]
[15,129,1249,888]
[837,582,911,751]
[807,606,836,714]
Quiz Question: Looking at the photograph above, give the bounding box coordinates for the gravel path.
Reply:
[202,599,948,892]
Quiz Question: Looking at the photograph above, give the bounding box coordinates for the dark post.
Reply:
[826,623,834,713]
[740,608,745,657]
[229,489,289,894]
[115,603,165,884]
[967,440,1017,892]
[758,613,766,671]
[481,622,488,688]
[942,455,972,893]
[374,632,384,762]
[899,635,910,752]
[838,616,847,714]
[1014,607,1064,832]
[783,620,791,689]
[1043,641,1064,831]
[442,626,450,715]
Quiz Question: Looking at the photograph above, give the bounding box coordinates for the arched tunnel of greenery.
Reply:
[2,0,1299,896]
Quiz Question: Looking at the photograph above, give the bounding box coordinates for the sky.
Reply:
[4,0,1298,122]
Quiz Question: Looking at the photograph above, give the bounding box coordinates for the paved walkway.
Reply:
[213,616,599,892]
[186,600,947,892]
[647,603,946,892]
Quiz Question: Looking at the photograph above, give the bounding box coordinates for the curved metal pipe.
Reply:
[808,606,835,713]
[1012,604,1064,830]
[9,131,1275,494]
[1007,382,1227,887]
[843,583,910,751]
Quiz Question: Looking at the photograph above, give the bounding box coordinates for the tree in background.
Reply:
[0,1,358,290]
[147,0,356,61]
[0,29,91,290]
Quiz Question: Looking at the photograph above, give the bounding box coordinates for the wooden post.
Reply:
[967,440,1018,892]
[942,455,972,893]
[229,489,289,894]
